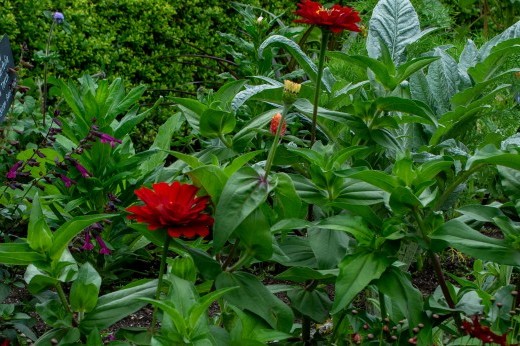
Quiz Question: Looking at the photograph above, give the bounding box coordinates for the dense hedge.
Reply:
[0,0,296,91]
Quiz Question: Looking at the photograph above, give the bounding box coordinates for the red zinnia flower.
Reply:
[126,182,214,239]
[294,0,361,33]
[270,113,287,136]
[461,316,510,346]
[1,339,10,346]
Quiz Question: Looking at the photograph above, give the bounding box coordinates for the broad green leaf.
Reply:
[396,56,440,83]
[376,267,424,326]
[466,145,520,171]
[309,227,350,269]
[367,0,434,65]
[234,208,273,261]
[213,80,248,109]
[479,21,520,61]
[331,251,392,313]
[232,84,281,111]
[426,48,460,114]
[106,84,147,124]
[114,102,157,139]
[173,97,208,131]
[199,109,236,138]
[189,287,238,329]
[258,35,324,91]
[469,42,520,83]
[27,193,53,254]
[188,165,228,203]
[140,298,187,334]
[232,109,279,150]
[215,271,294,332]
[0,243,46,265]
[318,215,374,246]
[50,214,114,261]
[272,236,318,268]
[140,114,183,173]
[224,151,263,177]
[430,219,520,265]
[275,267,337,283]
[80,279,157,331]
[70,262,101,313]
[375,97,437,126]
[340,170,398,192]
[328,52,395,89]
[287,288,332,322]
[273,173,304,219]
[213,167,274,250]
[164,149,204,169]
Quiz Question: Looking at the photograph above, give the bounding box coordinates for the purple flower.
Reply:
[94,132,122,148]
[6,161,23,179]
[53,12,64,24]
[74,162,91,178]
[96,235,111,255]
[59,174,76,188]
[82,232,95,251]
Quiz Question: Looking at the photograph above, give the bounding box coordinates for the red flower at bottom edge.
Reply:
[126,181,214,239]
[1,339,10,346]
[461,316,512,346]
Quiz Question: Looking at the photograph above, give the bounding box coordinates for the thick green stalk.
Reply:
[310,30,330,147]
[150,234,171,334]
[56,282,71,314]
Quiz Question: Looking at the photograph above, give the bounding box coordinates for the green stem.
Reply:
[263,105,291,180]
[228,250,253,272]
[310,30,330,147]
[411,208,462,328]
[56,282,71,314]
[378,290,386,319]
[218,133,233,149]
[42,22,56,128]
[150,234,171,334]
[431,164,485,214]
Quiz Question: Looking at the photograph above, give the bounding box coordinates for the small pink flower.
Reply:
[94,132,122,148]
[59,174,76,188]
[96,235,111,255]
[74,162,91,178]
[82,232,95,251]
[6,161,23,179]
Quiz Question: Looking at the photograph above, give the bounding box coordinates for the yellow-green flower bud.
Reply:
[282,80,301,104]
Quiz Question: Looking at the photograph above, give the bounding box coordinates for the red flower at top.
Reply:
[461,315,511,346]
[126,182,214,239]
[294,0,361,33]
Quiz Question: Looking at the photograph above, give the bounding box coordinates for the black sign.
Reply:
[0,35,16,122]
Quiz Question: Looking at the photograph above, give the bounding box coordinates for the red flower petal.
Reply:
[126,182,213,239]
[294,0,361,33]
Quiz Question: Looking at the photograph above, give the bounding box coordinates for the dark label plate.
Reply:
[0,35,16,122]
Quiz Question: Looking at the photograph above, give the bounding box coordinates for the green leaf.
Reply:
[215,271,294,332]
[396,56,440,83]
[172,97,208,131]
[188,165,228,204]
[341,170,399,192]
[80,279,157,331]
[308,227,350,269]
[199,109,236,138]
[272,236,318,268]
[27,193,53,254]
[287,288,332,322]
[376,267,424,327]
[140,114,183,173]
[430,219,520,265]
[479,22,520,60]
[70,262,101,313]
[273,173,304,219]
[367,0,434,65]
[375,97,437,126]
[189,287,238,329]
[50,214,115,261]
[213,167,274,250]
[234,208,273,261]
[275,267,337,283]
[318,215,374,246]
[426,47,461,114]
[469,42,520,83]
[466,144,520,171]
[258,35,323,90]
[232,84,281,111]
[0,243,45,265]
[86,328,103,346]
[224,151,263,177]
[331,251,392,314]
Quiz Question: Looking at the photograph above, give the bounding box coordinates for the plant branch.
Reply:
[310,29,329,147]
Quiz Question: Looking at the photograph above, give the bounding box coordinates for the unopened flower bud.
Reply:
[270,113,287,136]
[282,80,301,104]
[53,12,64,24]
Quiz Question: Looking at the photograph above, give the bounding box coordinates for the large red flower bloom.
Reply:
[126,182,214,239]
[294,0,361,33]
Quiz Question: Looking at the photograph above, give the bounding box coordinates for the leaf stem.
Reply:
[56,282,71,314]
[150,234,171,334]
[310,29,329,147]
